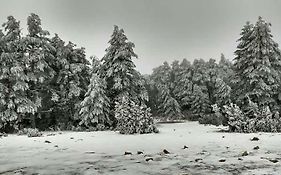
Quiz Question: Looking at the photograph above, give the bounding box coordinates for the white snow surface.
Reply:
[1,121,281,175]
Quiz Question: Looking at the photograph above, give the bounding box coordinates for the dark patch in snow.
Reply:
[253,146,260,150]
[242,151,249,156]
[124,151,132,155]
[85,151,95,154]
[251,137,259,141]
[195,158,203,162]
[145,157,153,161]
[163,149,170,154]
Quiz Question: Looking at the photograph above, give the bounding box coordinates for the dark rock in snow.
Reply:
[242,151,249,156]
[251,137,259,141]
[222,136,225,138]
[70,137,74,139]
[145,157,153,161]
[219,159,226,162]
[163,149,170,154]
[253,146,260,150]
[124,151,132,155]
[195,158,203,162]
[226,146,229,149]
[45,140,51,143]
[54,145,58,148]
[183,145,188,149]
[47,133,56,136]
[238,157,243,161]
[269,159,278,163]
[85,151,95,154]
[137,151,143,155]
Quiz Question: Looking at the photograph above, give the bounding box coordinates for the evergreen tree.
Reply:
[218,53,233,84]
[0,16,32,131]
[150,61,183,120]
[79,73,110,129]
[189,59,210,115]
[213,78,231,107]
[101,25,156,133]
[50,34,91,129]
[101,25,150,123]
[173,59,193,111]
[21,13,56,128]
[233,17,281,108]
[115,95,158,134]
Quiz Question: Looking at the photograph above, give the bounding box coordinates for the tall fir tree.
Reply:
[150,61,183,120]
[173,59,193,111]
[50,34,91,129]
[233,17,281,109]
[101,25,156,133]
[0,16,32,131]
[79,73,111,129]
[21,13,56,128]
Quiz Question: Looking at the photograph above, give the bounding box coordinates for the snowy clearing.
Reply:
[1,121,281,175]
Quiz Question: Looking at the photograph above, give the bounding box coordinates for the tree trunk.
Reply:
[31,114,36,128]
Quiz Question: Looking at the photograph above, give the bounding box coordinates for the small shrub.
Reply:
[26,128,43,137]
[115,97,158,134]
[198,114,221,126]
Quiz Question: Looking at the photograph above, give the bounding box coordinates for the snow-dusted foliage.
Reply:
[0,16,31,131]
[172,59,193,109]
[222,103,246,132]
[148,57,232,122]
[78,74,111,129]
[213,78,231,106]
[100,25,157,133]
[0,14,91,132]
[233,17,281,108]
[221,101,281,133]
[221,17,281,133]
[50,34,90,129]
[150,62,183,120]
[115,95,158,134]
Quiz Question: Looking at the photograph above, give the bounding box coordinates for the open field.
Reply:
[1,122,281,175]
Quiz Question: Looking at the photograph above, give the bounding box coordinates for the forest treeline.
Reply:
[1,14,281,134]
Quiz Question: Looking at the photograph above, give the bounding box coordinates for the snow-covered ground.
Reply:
[1,121,281,175]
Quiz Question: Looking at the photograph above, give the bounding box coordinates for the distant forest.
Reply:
[1,14,281,134]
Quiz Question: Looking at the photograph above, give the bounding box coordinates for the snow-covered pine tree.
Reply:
[115,94,158,134]
[101,25,157,133]
[0,16,33,131]
[157,83,183,120]
[189,59,210,115]
[50,34,91,129]
[222,103,246,132]
[150,61,183,120]
[218,53,233,86]
[213,78,231,107]
[233,17,281,108]
[173,59,193,111]
[90,56,101,74]
[22,13,56,128]
[101,26,140,117]
[79,73,110,130]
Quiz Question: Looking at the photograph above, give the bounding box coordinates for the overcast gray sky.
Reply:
[1,0,281,74]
